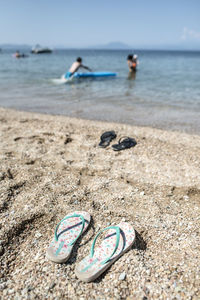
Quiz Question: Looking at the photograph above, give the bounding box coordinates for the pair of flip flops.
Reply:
[99,131,137,151]
[46,211,135,282]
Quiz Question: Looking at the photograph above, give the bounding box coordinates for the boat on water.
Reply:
[31,45,52,54]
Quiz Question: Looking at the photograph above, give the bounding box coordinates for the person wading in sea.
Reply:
[127,54,138,79]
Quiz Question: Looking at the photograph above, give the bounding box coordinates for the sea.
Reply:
[0,48,200,134]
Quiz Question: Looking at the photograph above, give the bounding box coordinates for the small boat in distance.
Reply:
[31,44,52,54]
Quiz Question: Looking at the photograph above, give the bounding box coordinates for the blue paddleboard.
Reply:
[73,72,117,78]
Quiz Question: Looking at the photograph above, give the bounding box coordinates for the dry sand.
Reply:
[0,107,200,299]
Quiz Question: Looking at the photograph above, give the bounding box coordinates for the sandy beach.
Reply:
[0,107,199,299]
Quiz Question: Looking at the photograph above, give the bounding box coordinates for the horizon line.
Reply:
[1,45,200,52]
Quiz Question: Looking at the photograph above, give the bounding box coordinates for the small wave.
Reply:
[51,77,67,85]
[51,75,74,85]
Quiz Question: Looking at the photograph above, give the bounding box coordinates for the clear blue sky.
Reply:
[0,0,200,49]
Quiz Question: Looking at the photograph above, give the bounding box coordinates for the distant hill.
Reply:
[90,41,200,51]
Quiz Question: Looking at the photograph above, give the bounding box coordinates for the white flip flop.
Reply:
[75,222,135,282]
[46,211,91,263]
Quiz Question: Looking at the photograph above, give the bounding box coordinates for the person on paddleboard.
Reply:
[65,57,92,79]
[13,50,28,59]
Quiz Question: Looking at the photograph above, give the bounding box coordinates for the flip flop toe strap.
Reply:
[101,131,116,140]
[118,137,136,149]
[54,214,85,246]
[118,136,130,144]
[99,131,116,147]
[90,225,120,265]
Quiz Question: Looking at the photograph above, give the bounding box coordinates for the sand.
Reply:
[0,107,199,299]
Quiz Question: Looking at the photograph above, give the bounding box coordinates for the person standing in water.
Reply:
[127,54,138,72]
[64,57,92,79]
[127,54,138,79]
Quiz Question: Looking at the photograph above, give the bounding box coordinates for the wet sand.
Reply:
[0,107,200,299]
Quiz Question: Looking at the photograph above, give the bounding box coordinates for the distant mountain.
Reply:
[90,40,200,51]
[91,41,133,49]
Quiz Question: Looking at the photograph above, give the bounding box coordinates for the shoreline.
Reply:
[1,104,200,137]
[1,106,200,139]
[0,107,200,298]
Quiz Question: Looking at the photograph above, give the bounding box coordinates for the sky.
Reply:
[0,0,200,49]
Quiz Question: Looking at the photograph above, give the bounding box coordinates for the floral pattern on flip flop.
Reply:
[76,222,135,275]
[47,211,90,259]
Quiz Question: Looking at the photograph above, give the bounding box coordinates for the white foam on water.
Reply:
[51,75,74,85]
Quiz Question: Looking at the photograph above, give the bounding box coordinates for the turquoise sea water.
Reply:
[0,49,200,134]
